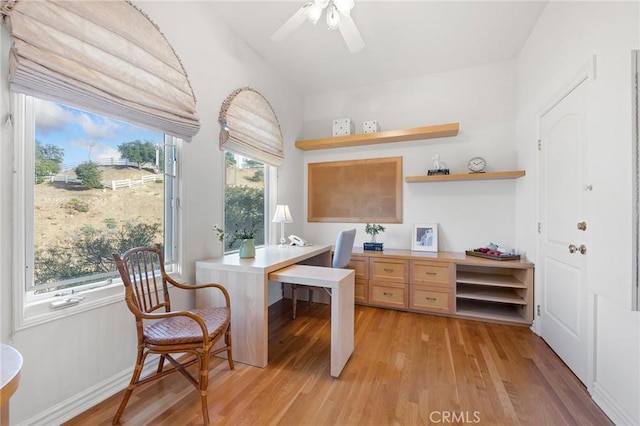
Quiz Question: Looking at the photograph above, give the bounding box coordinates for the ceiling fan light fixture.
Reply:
[333,0,354,16]
[313,0,330,9]
[306,3,323,25]
[326,4,340,30]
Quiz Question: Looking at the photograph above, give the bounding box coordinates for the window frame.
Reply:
[222,150,277,254]
[12,93,183,330]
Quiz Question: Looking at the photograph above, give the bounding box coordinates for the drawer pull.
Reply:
[383,292,394,296]
[425,272,437,275]
[383,268,394,273]
[425,297,437,301]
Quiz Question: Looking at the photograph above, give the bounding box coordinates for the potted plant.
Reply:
[364,223,385,251]
[213,224,256,258]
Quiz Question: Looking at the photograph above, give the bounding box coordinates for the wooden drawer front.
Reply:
[411,261,450,286]
[371,259,408,283]
[411,287,450,313]
[355,278,368,304]
[370,282,407,308]
[348,256,369,280]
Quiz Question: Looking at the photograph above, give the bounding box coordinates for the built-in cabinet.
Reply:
[347,249,534,326]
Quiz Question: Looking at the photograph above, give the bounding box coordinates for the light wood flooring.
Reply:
[65,300,611,425]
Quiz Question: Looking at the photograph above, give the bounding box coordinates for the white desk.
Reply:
[268,265,354,377]
[196,245,332,368]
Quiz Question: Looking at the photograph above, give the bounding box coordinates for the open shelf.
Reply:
[456,299,529,324]
[456,271,527,288]
[405,170,525,183]
[456,284,526,305]
[295,123,459,151]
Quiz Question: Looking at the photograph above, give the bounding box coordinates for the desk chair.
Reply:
[291,228,356,319]
[112,244,233,425]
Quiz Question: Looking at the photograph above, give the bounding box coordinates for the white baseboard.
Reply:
[592,381,640,426]
[17,356,160,426]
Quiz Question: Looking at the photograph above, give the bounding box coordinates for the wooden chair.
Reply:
[112,244,233,425]
[291,229,356,319]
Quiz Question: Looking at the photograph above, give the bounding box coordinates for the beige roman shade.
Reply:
[0,0,200,140]
[219,87,284,167]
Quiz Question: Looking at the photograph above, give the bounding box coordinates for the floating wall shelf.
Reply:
[405,170,526,183]
[295,122,460,151]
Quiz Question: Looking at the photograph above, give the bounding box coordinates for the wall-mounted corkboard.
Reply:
[308,157,403,223]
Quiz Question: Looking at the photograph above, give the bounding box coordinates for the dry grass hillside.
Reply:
[35,165,262,251]
[35,166,163,250]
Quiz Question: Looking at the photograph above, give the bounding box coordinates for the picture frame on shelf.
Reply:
[412,223,438,252]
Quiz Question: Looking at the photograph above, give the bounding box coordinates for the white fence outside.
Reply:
[48,174,162,190]
[109,174,163,190]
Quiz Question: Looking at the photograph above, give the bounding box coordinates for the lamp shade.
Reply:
[272,205,294,223]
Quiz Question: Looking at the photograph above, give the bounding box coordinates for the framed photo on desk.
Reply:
[412,223,438,252]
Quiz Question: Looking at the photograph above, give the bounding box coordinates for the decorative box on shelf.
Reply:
[363,242,384,251]
[363,120,379,133]
[333,118,354,137]
[427,169,450,176]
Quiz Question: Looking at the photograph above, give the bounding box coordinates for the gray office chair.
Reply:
[291,228,357,319]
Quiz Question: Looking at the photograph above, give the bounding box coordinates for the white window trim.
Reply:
[11,93,183,332]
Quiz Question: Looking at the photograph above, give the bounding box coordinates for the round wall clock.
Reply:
[468,156,486,173]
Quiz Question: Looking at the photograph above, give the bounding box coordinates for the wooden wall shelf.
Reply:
[405,170,525,183]
[295,123,459,151]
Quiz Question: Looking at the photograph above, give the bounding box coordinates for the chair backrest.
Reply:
[113,244,171,318]
[332,228,357,268]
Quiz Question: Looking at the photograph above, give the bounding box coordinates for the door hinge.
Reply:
[537,305,541,316]
[537,222,541,234]
[537,139,541,151]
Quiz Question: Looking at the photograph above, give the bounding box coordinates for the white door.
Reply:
[539,78,589,385]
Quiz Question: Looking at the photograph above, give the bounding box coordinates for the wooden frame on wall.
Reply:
[308,157,403,223]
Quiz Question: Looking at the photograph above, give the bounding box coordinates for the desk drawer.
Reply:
[348,256,369,280]
[411,287,450,313]
[355,278,368,304]
[370,281,407,309]
[371,259,408,283]
[411,261,450,287]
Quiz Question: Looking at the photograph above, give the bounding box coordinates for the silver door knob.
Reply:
[569,244,587,254]
[569,244,577,253]
[577,221,587,231]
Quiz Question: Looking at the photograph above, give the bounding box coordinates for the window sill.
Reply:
[15,273,185,332]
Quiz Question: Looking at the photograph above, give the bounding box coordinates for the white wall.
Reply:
[301,61,520,253]
[515,2,640,424]
[0,2,304,424]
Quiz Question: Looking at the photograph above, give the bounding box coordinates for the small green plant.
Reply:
[104,218,117,229]
[66,198,89,213]
[213,224,256,249]
[365,223,386,243]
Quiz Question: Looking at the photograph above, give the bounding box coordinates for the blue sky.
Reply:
[35,98,163,171]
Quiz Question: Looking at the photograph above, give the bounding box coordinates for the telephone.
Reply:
[288,235,312,246]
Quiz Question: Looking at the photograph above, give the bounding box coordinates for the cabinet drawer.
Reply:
[355,278,368,304]
[411,261,450,286]
[371,259,408,283]
[370,282,407,308]
[411,287,450,313]
[348,256,369,280]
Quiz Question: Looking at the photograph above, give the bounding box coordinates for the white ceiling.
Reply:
[210,1,547,96]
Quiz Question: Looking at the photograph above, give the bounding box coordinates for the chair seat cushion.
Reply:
[144,307,230,345]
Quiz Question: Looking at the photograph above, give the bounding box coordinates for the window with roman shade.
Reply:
[219,87,284,167]
[0,0,200,140]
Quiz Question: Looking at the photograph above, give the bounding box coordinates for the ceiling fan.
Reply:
[271,0,365,53]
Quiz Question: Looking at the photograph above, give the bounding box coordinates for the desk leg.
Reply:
[196,269,268,368]
[330,274,355,377]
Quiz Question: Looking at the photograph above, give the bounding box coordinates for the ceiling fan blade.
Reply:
[271,3,311,42]
[338,14,365,53]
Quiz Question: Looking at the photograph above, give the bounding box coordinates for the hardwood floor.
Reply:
[65,300,611,426]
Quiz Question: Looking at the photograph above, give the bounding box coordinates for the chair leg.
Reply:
[292,284,297,319]
[112,349,146,424]
[199,350,210,425]
[225,324,234,370]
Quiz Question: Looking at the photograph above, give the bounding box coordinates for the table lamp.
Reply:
[272,205,293,247]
